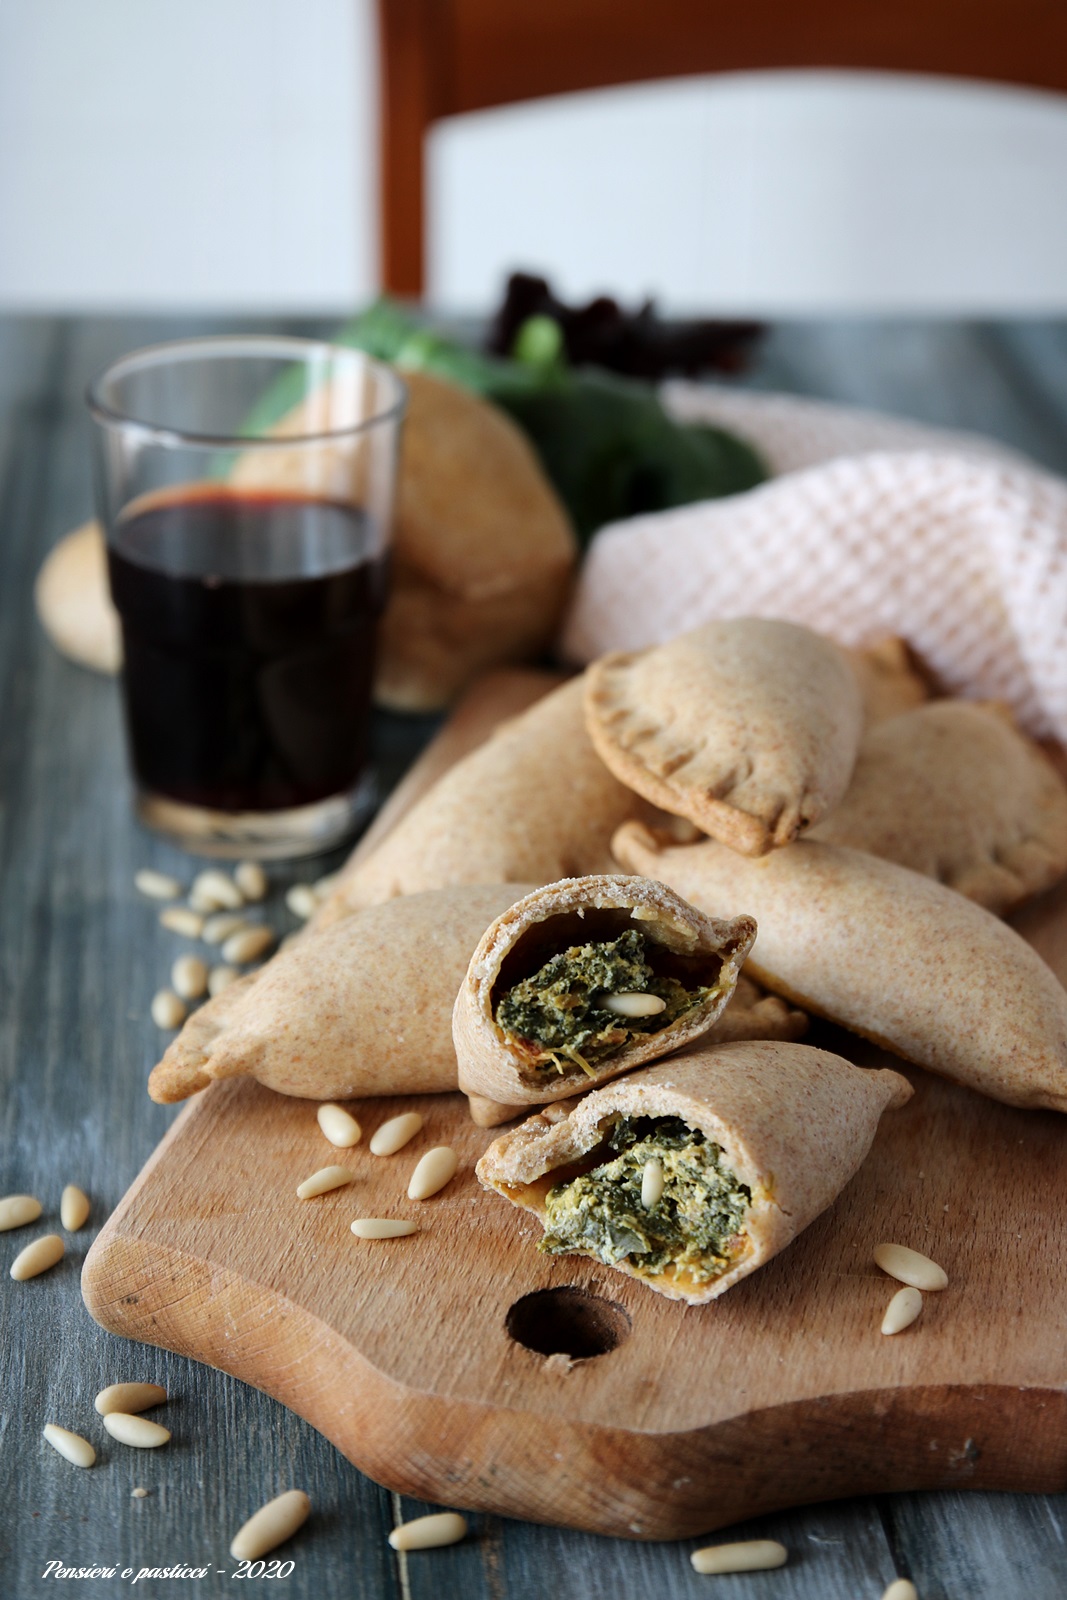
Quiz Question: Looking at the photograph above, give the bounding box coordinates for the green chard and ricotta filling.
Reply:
[494,929,714,1079]
[540,1115,751,1285]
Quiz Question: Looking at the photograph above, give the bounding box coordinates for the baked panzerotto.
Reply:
[454,875,756,1110]
[476,1043,911,1304]
[584,618,864,856]
[614,822,1067,1113]
[845,636,930,725]
[147,884,533,1104]
[810,699,1067,914]
[320,676,655,917]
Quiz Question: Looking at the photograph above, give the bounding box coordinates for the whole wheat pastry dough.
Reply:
[465,971,807,1127]
[584,618,864,856]
[35,520,122,675]
[476,1043,911,1304]
[318,676,655,918]
[230,368,577,712]
[846,636,930,724]
[810,700,1067,914]
[613,822,1067,1113]
[148,883,532,1104]
[454,875,756,1108]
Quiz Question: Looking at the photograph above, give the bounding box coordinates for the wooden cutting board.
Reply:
[81,674,1067,1542]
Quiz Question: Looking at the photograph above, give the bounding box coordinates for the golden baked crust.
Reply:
[147,883,531,1104]
[476,1044,911,1304]
[614,821,1067,1113]
[584,618,864,856]
[453,874,756,1107]
[810,700,1067,914]
[35,520,121,675]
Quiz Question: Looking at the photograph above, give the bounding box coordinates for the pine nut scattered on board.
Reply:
[10,1233,64,1280]
[882,1286,923,1336]
[351,1218,419,1239]
[171,955,208,1001]
[641,1159,664,1209]
[159,907,204,937]
[95,1382,167,1416]
[296,1166,353,1200]
[882,1581,919,1600]
[131,1487,149,1499]
[874,1243,948,1292]
[42,1424,96,1468]
[208,964,240,997]
[601,991,666,1018]
[388,1512,468,1551]
[222,926,275,965]
[286,884,319,920]
[0,1194,42,1231]
[135,869,182,901]
[151,989,186,1030]
[202,912,247,945]
[60,1185,90,1231]
[102,1413,171,1448]
[317,1104,362,1148]
[191,869,244,911]
[234,861,268,901]
[230,1489,311,1561]
[408,1147,459,1201]
[370,1112,424,1157]
[690,1539,788,1575]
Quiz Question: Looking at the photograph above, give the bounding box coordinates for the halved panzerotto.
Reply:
[454,875,756,1110]
[476,1043,911,1304]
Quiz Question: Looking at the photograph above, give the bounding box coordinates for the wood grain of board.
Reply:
[81,672,1067,1540]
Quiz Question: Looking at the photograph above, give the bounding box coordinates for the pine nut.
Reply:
[159,907,204,937]
[102,1413,171,1448]
[171,954,208,1001]
[135,869,182,901]
[408,1147,459,1201]
[230,1490,311,1561]
[208,964,240,996]
[60,1185,90,1231]
[351,1218,419,1239]
[296,1165,353,1200]
[882,1286,923,1335]
[202,912,247,945]
[317,1104,362,1148]
[388,1512,468,1551]
[191,869,244,911]
[369,1112,424,1156]
[10,1233,64,1280]
[151,989,186,1030]
[95,1382,167,1416]
[222,926,275,965]
[286,884,319,920]
[601,991,667,1018]
[0,1194,42,1231]
[874,1242,948,1291]
[690,1540,788,1575]
[42,1424,96,1468]
[882,1581,919,1600]
[234,861,268,901]
[132,1487,149,1499]
[641,1159,664,1208]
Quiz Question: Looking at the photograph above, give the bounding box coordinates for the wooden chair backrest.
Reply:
[378,0,1067,297]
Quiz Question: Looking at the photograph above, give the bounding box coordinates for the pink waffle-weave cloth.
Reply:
[560,384,1067,742]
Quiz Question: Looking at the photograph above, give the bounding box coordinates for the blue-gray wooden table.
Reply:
[3,315,1067,1600]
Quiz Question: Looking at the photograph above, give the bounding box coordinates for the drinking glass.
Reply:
[88,336,406,858]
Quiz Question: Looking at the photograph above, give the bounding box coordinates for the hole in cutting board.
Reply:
[506,1286,631,1360]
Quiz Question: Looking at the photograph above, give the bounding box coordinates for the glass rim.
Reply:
[85,333,408,449]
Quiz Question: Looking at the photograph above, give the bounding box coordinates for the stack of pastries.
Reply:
[149,618,1067,1305]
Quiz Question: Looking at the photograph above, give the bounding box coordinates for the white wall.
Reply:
[2,2,1067,314]
[0,0,374,311]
